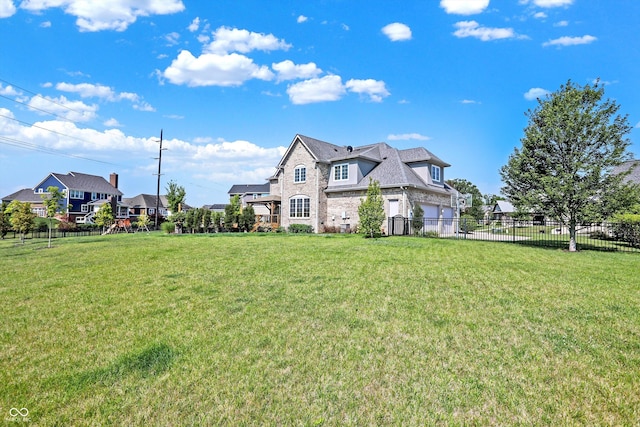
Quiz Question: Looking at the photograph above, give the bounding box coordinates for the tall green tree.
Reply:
[94,203,115,233]
[6,200,36,244]
[41,186,67,248]
[166,180,186,214]
[500,80,635,252]
[358,178,385,238]
[0,201,11,239]
[446,178,484,220]
[224,195,242,230]
[239,204,256,232]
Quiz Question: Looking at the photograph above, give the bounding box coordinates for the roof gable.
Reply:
[36,172,122,196]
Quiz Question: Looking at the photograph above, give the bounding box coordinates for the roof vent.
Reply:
[347,145,353,153]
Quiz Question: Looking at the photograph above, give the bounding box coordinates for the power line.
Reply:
[0,135,121,166]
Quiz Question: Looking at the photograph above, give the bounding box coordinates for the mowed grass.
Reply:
[1,233,639,425]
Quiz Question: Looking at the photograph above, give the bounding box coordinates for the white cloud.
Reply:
[132,101,155,112]
[345,79,390,102]
[524,87,550,100]
[382,22,412,41]
[188,17,200,32]
[204,26,291,54]
[55,82,154,111]
[543,35,597,47]
[19,0,185,32]
[440,0,490,15]
[56,82,116,99]
[453,21,518,41]
[387,133,431,141]
[40,20,51,28]
[635,122,640,129]
[164,31,180,46]
[297,15,308,23]
[287,75,346,105]
[0,83,20,96]
[0,0,17,18]
[532,0,573,7]
[163,50,274,87]
[272,60,322,83]
[461,99,480,104]
[103,118,122,127]
[554,20,569,27]
[28,95,98,122]
[533,12,547,19]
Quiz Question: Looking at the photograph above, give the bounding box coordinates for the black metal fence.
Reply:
[388,217,640,253]
[2,228,104,240]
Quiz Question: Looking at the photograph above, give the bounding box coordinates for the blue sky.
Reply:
[1,0,639,206]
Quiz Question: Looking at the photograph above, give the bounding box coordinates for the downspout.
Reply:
[315,162,320,233]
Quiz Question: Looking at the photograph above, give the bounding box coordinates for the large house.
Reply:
[123,194,170,221]
[3,172,125,223]
[250,134,456,234]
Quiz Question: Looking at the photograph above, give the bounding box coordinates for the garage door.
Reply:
[421,204,439,232]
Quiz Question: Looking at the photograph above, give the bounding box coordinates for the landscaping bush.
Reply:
[459,214,480,233]
[288,224,313,233]
[610,213,640,247]
[161,221,175,234]
[322,225,340,233]
[423,231,439,238]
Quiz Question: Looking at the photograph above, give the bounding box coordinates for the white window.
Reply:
[69,189,84,199]
[289,196,310,218]
[294,165,306,183]
[148,208,155,215]
[431,165,441,182]
[81,204,89,213]
[333,163,349,181]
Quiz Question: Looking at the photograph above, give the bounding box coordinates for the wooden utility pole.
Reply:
[154,129,164,230]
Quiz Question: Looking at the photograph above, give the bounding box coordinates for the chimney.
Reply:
[110,173,119,189]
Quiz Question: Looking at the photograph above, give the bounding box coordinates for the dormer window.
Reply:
[431,165,441,182]
[333,163,349,181]
[294,165,306,183]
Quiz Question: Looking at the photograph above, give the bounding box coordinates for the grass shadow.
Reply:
[66,343,177,390]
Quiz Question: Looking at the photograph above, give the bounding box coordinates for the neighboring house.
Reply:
[228,183,271,218]
[123,194,170,221]
[492,201,515,221]
[203,204,226,214]
[3,171,125,223]
[250,134,455,234]
[2,188,47,217]
[612,159,640,186]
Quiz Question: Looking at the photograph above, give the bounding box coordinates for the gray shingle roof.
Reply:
[2,188,43,204]
[612,160,640,185]
[46,172,123,196]
[228,183,270,195]
[122,194,168,209]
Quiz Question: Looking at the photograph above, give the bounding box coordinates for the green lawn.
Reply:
[1,233,639,425]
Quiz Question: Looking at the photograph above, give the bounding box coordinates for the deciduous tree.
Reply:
[166,180,186,214]
[500,80,635,251]
[7,200,36,244]
[41,186,67,248]
[94,203,114,233]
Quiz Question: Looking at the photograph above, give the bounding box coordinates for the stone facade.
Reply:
[271,135,454,234]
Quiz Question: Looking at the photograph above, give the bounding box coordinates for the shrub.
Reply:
[610,214,640,247]
[288,224,313,233]
[589,230,612,240]
[459,214,479,233]
[322,225,340,233]
[423,231,439,238]
[161,222,175,234]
